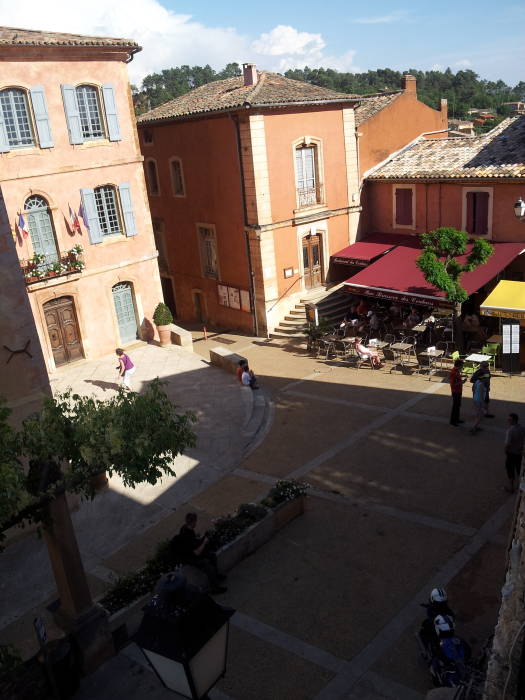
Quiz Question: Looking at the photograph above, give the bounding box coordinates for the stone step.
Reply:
[288,309,307,317]
[269,331,306,340]
[279,319,307,328]
[284,314,307,321]
[273,325,305,335]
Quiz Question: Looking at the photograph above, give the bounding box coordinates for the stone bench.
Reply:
[209,346,246,375]
[169,323,193,351]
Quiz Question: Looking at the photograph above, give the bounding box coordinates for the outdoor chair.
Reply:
[480,345,496,371]
[356,352,376,370]
[382,346,403,373]
[383,333,396,346]
[317,338,336,360]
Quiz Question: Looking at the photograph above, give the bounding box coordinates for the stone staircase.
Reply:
[269,284,352,340]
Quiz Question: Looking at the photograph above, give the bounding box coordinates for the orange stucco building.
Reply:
[138,67,448,335]
[0,27,163,375]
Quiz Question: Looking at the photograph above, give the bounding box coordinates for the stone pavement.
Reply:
[3,331,524,699]
[0,342,266,654]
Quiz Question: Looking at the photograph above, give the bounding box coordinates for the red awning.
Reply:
[344,242,525,307]
[331,233,418,267]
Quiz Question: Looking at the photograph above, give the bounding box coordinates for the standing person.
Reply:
[115,348,135,392]
[504,414,525,493]
[470,376,486,434]
[470,361,494,418]
[449,359,466,426]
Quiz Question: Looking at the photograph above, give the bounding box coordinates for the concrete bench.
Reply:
[209,346,247,375]
[169,324,193,351]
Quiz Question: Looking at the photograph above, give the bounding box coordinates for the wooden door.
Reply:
[302,233,323,290]
[44,297,83,366]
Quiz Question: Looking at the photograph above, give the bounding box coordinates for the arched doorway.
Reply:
[112,282,139,344]
[25,195,59,272]
[44,297,83,366]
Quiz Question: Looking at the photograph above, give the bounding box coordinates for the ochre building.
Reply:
[0,27,163,373]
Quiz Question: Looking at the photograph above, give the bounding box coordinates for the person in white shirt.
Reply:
[355,338,383,368]
[241,365,259,390]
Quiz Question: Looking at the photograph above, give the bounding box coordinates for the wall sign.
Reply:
[218,284,251,313]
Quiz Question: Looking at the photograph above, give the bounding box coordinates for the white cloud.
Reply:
[352,9,409,24]
[0,0,360,83]
[455,59,473,67]
[431,63,444,71]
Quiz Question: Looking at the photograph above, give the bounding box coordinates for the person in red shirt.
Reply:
[449,359,466,426]
[357,299,370,316]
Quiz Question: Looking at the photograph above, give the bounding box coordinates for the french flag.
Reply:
[17,212,29,239]
[78,201,89,230]
[69,204,82,234]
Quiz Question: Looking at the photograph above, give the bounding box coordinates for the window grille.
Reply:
[76,85,104,140]
[295,145,319,207]
[94,185,122,236]
[0,89,34,148]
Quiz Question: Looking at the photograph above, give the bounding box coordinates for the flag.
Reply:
[17,212,29,239]
[69,204,82,234]
[78,201,89,230]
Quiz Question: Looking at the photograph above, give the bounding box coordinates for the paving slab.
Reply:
[218,496,467,661]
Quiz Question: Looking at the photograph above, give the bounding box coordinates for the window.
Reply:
[152,218,168,271]
[76,85,104,140]
[170,158,185,196]
[146,159,160,196]
[80,182,137,244]
[465,191,489,236]
[143,128,154,144]
[393,186,415,228]
[0,86,53,152]
[295,145,320,207]
[95,186,122,236]
[25,195,59,271]
[61,83,121,145]
[198,225,218,279]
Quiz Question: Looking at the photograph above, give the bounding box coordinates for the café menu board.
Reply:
[218,284,251,313]
[503,323,520,354]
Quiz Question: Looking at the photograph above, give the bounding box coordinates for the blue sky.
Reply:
[1,0,523,85]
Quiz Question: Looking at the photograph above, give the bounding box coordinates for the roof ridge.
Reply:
[247,70,267,103]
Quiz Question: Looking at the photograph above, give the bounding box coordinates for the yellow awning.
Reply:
[480,280,525,320]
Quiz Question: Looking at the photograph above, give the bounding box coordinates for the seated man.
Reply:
[355,338,383,368]
[174,513,227,593]
[404,307,421,328]
[241,364,259,390]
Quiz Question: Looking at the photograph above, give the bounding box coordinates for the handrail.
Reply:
[267,275,304,314]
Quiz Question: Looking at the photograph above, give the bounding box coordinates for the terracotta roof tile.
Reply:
[368,116,525,180]
[0,26,139,51]
[354,91,402,126]
[137,71,360,123]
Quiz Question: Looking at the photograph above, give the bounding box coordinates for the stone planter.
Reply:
[156,324,172,347]
[107,592,150,643]
[271,495,305,532]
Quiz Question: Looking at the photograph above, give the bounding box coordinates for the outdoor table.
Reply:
[465,353,492,363]
[420,349,444,379]
[412,324,427,334]
[487,335,502,344]
[368,341,388,350]
[390,342,414,366]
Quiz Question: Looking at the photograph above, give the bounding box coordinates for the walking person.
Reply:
[449,359,466,426]
[470,361,494,418]
[470,376,486,434]
[504,414,525,493]
[115,348,135,392]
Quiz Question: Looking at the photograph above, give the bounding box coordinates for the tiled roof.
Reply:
[137,71,360,123]
[354,91,402,126]
[0,26,140,51]
[368,116,525,180]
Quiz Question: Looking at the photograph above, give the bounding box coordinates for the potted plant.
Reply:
[153,302,174,347]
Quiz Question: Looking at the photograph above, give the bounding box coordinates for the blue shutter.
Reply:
[102,84,121,142]
[118,182,137,236]
[29,86,53,148]
[80,188,103,243]
[0,106,10,153]
[61,85,83,144]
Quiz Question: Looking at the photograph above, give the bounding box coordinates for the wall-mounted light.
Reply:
[514,197,525,220]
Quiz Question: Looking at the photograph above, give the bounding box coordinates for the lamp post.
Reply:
[514,197,525,220]
[135,573,235,699]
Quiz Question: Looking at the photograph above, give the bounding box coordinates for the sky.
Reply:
[0,0,523,87]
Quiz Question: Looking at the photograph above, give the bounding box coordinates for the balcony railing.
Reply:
[296,184,323,209]
[21,246,85,284]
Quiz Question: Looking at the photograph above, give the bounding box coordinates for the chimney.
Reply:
[243,63,258,87]
[402,74,417,95]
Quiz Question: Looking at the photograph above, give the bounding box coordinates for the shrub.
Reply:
[153,302,174,326]
[260,479,310,508]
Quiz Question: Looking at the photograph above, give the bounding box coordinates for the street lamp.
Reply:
[514,197,525,220]
[135,573,235,699]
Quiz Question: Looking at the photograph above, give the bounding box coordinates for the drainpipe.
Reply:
[231,113,259,337]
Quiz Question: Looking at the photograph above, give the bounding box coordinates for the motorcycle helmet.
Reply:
[430,588,447,604]
[434,614,454,637]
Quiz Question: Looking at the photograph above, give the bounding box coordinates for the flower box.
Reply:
[271,494,305,532]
